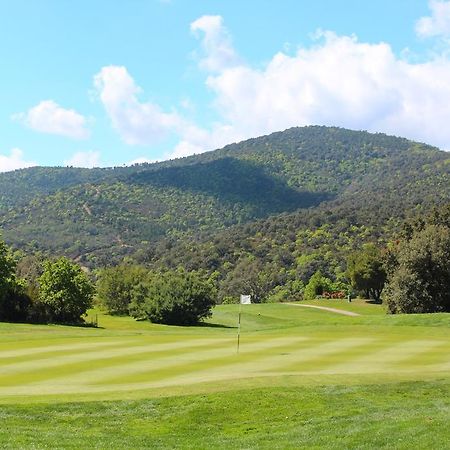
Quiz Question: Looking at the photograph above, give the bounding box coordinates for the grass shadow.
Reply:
[199,322,237,329]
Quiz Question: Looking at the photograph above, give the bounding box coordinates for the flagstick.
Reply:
[237,302,242,354]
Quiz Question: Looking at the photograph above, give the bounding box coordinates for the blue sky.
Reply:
[1,0,450,170]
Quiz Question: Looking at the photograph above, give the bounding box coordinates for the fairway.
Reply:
[0,301,449,402]
[0,301,449,448]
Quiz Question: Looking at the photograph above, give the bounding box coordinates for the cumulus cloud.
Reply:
[96,14,450,160]
[416,0,450,37]
[93,65,237,157]
[193,21,450,151]
[0,148,36,172]
[190,15,241,72]
[94,66,184,145]
[14,100,90,139]
[64,151,101,168]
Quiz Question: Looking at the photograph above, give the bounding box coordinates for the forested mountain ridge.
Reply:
[1,126,449,267]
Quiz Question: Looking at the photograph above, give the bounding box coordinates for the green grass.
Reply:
[0,301,449,448]
[0,380,448,449]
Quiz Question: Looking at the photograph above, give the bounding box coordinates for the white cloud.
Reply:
[14,100,90,139]
[191,21,450,151]
[93,65,237,157]
[96,15,450,161]
[190,15,241,72]
[0,148,36,172]
[94,66,183,146]
[64,151,101,168]
[416,1,450,38]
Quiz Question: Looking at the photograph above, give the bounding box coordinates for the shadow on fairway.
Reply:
[199,322,236,329]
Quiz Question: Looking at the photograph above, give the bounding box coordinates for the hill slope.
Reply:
[0,126,449,267]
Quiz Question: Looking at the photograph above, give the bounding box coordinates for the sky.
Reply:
[1,0,450,171]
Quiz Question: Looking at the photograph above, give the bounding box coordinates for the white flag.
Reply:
[240,294,251,304]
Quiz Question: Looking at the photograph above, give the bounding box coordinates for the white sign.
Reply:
[240,294,251,304]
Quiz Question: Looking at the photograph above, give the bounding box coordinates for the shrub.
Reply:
[130,270,216,325]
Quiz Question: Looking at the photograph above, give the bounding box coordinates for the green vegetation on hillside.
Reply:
[1,127,448,268]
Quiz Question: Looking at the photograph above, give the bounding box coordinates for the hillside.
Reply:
[1,126,449,268]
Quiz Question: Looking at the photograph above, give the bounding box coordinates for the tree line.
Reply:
[1,203,448,326]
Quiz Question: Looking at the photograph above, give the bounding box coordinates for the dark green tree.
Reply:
[129,269,216,325]
[384,224,450,314]
[0,239,16,298]
[346,244,386,302]
[0,238,30,322]
[38,257,95,323]
[218,257,282,303]
[96,264,148,315]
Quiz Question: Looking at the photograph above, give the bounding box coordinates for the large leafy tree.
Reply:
[38,257,95,323]
[346,244,386,302]
[129,269,216,325]
[218,257,283,303]
[96,264,148,315]
[384,224,450,314]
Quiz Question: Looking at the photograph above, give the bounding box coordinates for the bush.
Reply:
[221,296,238,304]
[130,270,216,325]
[0,286,32,322]
[303,271,333,300]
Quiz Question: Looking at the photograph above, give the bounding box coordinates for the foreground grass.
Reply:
[0,380,448,449]
[0,302,449,448]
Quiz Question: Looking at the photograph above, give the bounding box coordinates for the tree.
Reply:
[96,264,147,315]
[38,257,95,323]
[218,257,282,303]
[346,244,386,302]
[303,271,333,300]
[0,239,16,300]
[0,238,30,322]
[129,269,216,325]
[384,224,450,314]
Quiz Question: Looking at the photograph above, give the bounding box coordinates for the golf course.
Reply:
[0,299,448,448]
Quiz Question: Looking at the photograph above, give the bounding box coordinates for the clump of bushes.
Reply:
[97,265,217,326]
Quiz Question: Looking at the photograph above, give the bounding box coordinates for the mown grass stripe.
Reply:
[92,337,376,392]
[272,337,379,373]
[92,336,312,386]
[0,337,230,377]
[29,336,307,388]
[0,337,309,396]
[318,339,447,374]
[0,338,235,387]
[394,341,450,368]
[71,338,375,394]
[0,340,143,366]
[0,340,125,360]
[151,337,377,389]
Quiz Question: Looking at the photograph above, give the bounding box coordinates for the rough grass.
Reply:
[0,300,449,448]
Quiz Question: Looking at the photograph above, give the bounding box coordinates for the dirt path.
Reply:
[286,303,361,317]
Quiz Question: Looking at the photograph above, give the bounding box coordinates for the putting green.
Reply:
[0,301,449,403]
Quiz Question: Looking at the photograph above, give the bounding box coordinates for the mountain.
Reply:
[1,126,449,269]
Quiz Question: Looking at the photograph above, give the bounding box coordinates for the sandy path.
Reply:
[286,303,361,316]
